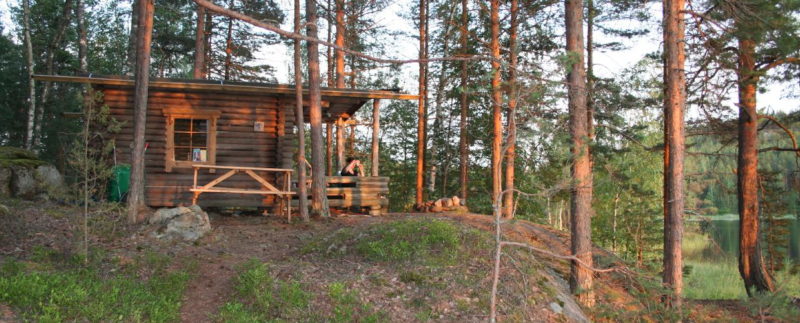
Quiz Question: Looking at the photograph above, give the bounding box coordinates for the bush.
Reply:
[0,259,189,322]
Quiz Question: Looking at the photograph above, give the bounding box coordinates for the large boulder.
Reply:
[10,166,37,199]
[35,165,64,190]
[0,167,11,196]
[0,147,62,200]
[150,205,212,242]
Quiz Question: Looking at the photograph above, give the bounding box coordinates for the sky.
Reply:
[1,0,798,115]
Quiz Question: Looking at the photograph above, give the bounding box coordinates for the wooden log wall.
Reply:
[100,86,286,207]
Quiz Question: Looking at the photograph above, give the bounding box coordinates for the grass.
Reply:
[0,250,190,322]
[217,260,384,322]
[682,231,800,300]
[305,217,487,265]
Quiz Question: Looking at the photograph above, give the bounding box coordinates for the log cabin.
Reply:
[34,75,416,214]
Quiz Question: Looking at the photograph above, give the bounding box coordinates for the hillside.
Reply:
[0,199,780,322]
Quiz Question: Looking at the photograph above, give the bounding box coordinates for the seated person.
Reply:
[340,157,363,176]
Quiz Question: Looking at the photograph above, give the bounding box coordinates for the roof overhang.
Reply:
[33,74,418,123]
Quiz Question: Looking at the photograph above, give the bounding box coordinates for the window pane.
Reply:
[175,118,191,131]
[192,119,208,132]
[175,147,191,161]
[192,134,207,146]
[175,133,191,146]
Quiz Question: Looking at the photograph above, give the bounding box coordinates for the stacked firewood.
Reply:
[417,196,468,213]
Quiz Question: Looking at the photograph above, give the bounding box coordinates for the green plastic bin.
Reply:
[108,164,131,202]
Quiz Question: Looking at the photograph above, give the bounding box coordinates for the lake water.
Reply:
[699,215,800,261]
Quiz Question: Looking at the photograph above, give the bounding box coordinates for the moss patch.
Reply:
[0,147,45,168]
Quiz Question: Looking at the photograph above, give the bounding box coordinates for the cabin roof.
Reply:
[33,74,417,122]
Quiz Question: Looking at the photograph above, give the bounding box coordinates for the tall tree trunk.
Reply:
[458,0,469,201]
[224,5,234,81]
[565,0,594,307]
[334,0,345,88]
[35,0,74,150]
[306,0,330,217]
[293,0,309,221]
[334,0,346,169]
[127,0,139,75]
[586,0,595,139]
[76,0,88,74]
[489,0,502,208]
[23,0,36,150]
[416,0,428,207]
[194,6,207,79]
[663,0,686,306]
[371,100,380,176]
[128,0,155,223]
[736,38,775,295]
[430,5,457,195]
[336,117,345,169]
[204,12,213,76]
[503,0,518,219]
[326,0,334,87]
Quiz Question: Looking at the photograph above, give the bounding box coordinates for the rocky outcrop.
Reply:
[0,147,64,200]
[150,205,212,242]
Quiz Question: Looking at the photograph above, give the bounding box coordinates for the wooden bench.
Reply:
[325,176,389,215]
[190,165,295,221]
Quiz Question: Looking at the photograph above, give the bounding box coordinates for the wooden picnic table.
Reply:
[190,164,295,221]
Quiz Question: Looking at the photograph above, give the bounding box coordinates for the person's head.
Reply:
[346,157,358,164]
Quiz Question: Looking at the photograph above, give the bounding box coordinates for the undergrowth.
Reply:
[683,231,800,301]
[0,248,190,322]
[217,260,384,322]
[301,217,562,320]
[304,217,488,265]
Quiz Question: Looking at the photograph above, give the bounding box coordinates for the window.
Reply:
[174,118,208,162]
[164,108,220,172]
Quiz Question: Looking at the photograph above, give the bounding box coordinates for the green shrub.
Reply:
[0,260,189,322]
[219,261,383,322]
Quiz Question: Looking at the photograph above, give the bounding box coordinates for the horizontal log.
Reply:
[103,100,280,113]
[102,92,280,106]
[147,198,275,208]
[111,114,281,126]
[326,176,390,183]
[325,187,388,195]
[102,88,282,101]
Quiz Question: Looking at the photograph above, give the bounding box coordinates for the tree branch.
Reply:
[758,57,800,72]
[758,114,800,158]
[193,0,493,65]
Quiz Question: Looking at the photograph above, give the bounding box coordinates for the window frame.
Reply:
[163,108,220,172]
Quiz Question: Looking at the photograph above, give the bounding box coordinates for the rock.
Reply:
[549,302,563,314]
[0,167,11,196]
[35,165,64,189]
[35,165,65,198]
[10,166,37,199]
[152,205,212,241]
[150,206,191,224]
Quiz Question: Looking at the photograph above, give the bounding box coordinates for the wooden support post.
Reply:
[371,99,380,176]
[326,122,333,175]
[336,116,345,170]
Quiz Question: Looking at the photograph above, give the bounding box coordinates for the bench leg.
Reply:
[192,192,200,205]
[285,195,291,223]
